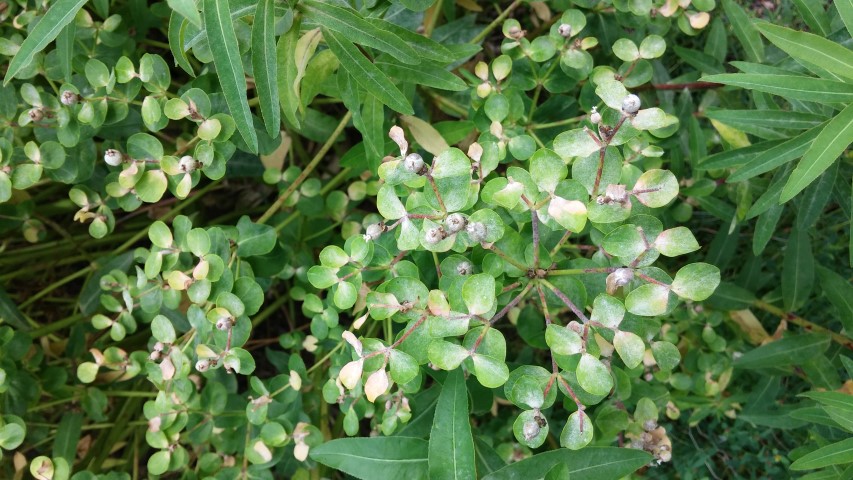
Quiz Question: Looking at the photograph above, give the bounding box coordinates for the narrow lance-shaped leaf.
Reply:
[4,0,89,85]
[251,0,280,137]
[756,24,853,81]
[721,0,763,63]
[203,0,259,153]
[734,333,830,369]
[790,437,853,471]
[791,0,831,37]
[300,0,419,65]
[276,17,302,128]
[781,227,814,311]
[482,447,652,480]
[322,28,413,115]
[816,266,853,334]
[839,0,853,37]
[169,12,196,77]
[57,21,76,84]
[311,437,429,479]
[701,74,853,104]
[730,124,823,182]
[780,102,853,202]
[167,0,202,28]
[429,369,476,480]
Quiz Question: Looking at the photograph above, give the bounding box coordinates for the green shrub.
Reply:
[0,0,851,479]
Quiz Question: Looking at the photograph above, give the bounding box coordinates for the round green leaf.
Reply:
[625,284,670,317]
[0,423,25,450]
[651,341,681,371]
[576,353,613,396]
[633,169,678,208]
[639,35,666,59]
[553,128,600,159]
[529,148,566,193]
[320,245,349,268]
[389,349,419,385]
[545,324,583,356]
[613,38,640,62]
[334,281,358,310]
[560,411,593,450]
[671,263,720,301]
[462,274,496,315]
[151,315,176,344]
[613,331,644,369]
[148,221,173,248]
[589,295,625,329]
[136,170,168,203]
[428,341,470,371]
[513,410,549,448]
[187,228,211,256]
[471,354,509,388]
[148,450,171,475]
[77,362,99,383]
[377,184,407,220]
[654,227,699,257]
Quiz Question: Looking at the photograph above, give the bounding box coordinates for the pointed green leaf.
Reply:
[311,437,428,479]
[168,0,202,28]
[429,369,476,480]
[721,0,764,63]
[757,24,853,81]
[3,0,88,85]
[376,61,466,92]
[791,438,853,471]
[702,74,853,104]
[251,0,280,137]
[781,102,853,202]
[816,266,853,334]
[482,447,651,480]
[323,29,413,115]
[735,333,830,369]
[203,0,259,152]
[301,0,419,65]
[782,228,814,311]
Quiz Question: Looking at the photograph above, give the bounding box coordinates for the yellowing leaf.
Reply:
[709,119,751,148]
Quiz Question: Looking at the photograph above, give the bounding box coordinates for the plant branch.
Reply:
[753,300,853,351]
[257,111,352,224]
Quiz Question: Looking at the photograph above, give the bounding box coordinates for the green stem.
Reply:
[273,168,354,233]
[252,294,290,327]
[530,114,586,130]
[29,313,85,338]
[257,111,352,224]
[470,0,523,44]
[548,267,616,276]
[19,268,90,309]
[485,243,529,272]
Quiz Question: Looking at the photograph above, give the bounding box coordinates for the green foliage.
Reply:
[0,0,851,479]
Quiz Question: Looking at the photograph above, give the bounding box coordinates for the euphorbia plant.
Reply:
[308,73,719,465]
